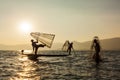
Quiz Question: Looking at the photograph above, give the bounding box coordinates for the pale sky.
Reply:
[0,0,120,45]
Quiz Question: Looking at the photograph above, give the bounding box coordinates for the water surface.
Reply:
[0,50,120,80]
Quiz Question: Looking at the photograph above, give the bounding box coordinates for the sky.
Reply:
[0,0,120,45]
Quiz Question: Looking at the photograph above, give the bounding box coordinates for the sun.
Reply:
[19,21,32,33]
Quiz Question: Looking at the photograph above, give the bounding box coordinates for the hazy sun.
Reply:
[19,21,32,33]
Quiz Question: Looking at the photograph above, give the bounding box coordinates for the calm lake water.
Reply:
[0,50,120,80]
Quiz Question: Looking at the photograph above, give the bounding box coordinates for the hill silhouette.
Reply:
[0,37,120,50]
[73,37,120,50]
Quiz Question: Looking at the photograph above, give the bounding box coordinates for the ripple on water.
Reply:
[0,50,120,80]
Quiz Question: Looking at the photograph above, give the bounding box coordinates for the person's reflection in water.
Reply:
[27,55,39,61]
[94,64,100,80]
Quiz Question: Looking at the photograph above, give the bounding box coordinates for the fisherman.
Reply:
[31,39,46,55]
[91,36,102,63]
[67,42,74,55]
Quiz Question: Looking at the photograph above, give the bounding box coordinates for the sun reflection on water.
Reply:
[18,56,28,61]
[14,54,41,80]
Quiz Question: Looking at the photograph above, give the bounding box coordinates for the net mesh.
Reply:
[62,40,70,51]
[30,32,55,48]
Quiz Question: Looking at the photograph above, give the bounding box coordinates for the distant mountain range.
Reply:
[0,37,120,50]
[73,37,120,50]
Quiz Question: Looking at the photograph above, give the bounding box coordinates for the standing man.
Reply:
[91,36,101,63]
[67,42,74,55]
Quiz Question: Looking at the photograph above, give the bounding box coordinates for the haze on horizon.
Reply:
[0,0,120,45]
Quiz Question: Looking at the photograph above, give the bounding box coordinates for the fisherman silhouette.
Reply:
[67,42,74,55]
[31,39,46,55]
[91,36,102,64]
